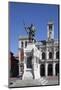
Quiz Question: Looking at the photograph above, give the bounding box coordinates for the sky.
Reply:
[9,2,59,55]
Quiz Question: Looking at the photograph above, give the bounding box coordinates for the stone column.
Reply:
[18,49,21,76]
[24,55,27,72]
[23,50,26,72]
[46,47,49,60]
[45,63,48,77]
[54,47,56,60]
[33,57,38,79]
[45,47,48,77]
[53,63,56,76]
[37,64,40,78]
[40,48,42,60]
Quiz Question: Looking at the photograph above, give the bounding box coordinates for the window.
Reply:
[25,41,27,47]
[42,52,45,59]
[55,63,59,76]
[48,64,53,76]
[49,24,52,30]
[40,64,45,76]
[49,52,52,59]
[21,41,23,48]
[56,51,59,59]
[27,56,32,68]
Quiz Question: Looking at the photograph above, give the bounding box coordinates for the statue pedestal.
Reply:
[22,43,41,80]
[22,69,33,80]
[33,64,40,79]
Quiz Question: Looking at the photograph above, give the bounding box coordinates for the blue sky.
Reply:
[9,2,59,55]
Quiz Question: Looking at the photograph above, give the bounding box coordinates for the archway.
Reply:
[55,63,59,76]
[40,64,45,77]
[48,64,53,76]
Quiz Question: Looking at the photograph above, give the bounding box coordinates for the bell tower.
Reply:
[47,21,54,41]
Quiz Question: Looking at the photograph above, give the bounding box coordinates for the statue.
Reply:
[24,24,36,43]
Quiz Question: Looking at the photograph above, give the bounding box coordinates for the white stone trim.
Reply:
[53,63,56,76]
[45,63,48,76]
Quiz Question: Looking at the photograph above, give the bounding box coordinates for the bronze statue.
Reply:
[25,24,36,43]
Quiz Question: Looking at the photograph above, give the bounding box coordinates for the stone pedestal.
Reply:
[22,69,33,80]
[22,59,33,80]
[19,50,21,76]
[33,62,40,79]
[22,43,41,80]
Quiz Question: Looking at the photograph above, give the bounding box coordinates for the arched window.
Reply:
[40,64,45,76]
[49,52,52,59]
[55,63,59,76]
[42,52,45,59]
[56,51,59,59]
[48,64,53,76]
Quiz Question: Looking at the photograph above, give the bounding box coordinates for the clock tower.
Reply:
[47,21,54,41]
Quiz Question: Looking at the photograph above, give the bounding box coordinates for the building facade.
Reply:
[18,21,59,80]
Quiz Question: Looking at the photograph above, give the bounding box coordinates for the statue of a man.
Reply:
[26,24,36,42]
